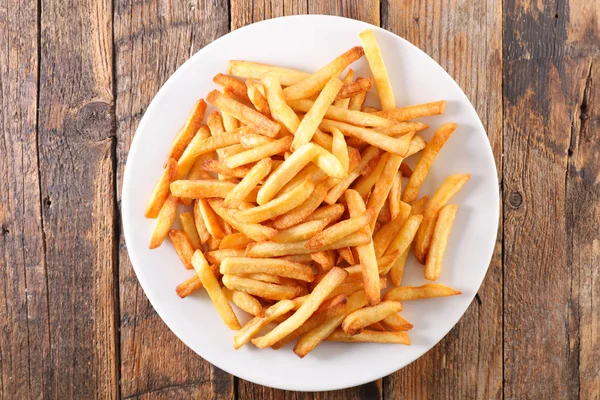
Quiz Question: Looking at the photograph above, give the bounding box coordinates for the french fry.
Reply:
[233,299,295,349]
[291,76,343,150]
[179,212,202,250]
[223,158,272,209]
[333,69,354,108]
[171,180,258,201]
[271,183,330,229]
[239,132,275,148]
[425,204,458,281]
[213,73,249,102]
[288,99,394,128]
[293,290,368,357]
[339,247,355,264]
[245,231,371,257]
[257,143,344,205]
[320,119,411,156]
[219,144,246,158]
[402,123,457,203]
[334,77,373,100]
[345,190,380,305]
[310,251,337,272]
[341,300,402,335]
[359,29,396,111]
[166,99,207,161]
[348,89,367,111]
[384,215,423,283]
[366,153,405,231]
[368,322,387,332]
[325,146,381,204]
[221,257,314,282]
[331,127,349,173]
[388,171,402,219]
[271,219,329,243]
[326,329,410,345]
[306,209,375,250]
[196,199,226,239]
[145,158,178,218]
[176,274,203,298]
[205,248,245,264]
[207,90,280,137]
[167,229,194,269]
[242,273,299,286]
[187,155,214,182]
[219,232,253,249]
[373,100,446,122]
[149,195,178,249]
[400,162,413,177]
[200,159,252,178]
[280,254,314,264]
[186,127,245,160]
[192,251,241,330]
[251,267,348,348]
[225,136,292,168]
[413,174,469,263]
[209,199,277,242]
[382,313,413,332]
[303,204,345,224]
[282,46,364,100]
[222,287,264,317]
[222,275,304,301]
[378,201,391,223]
[374,121,428,136]
[262,72,301,134]
[191,201,211,245]
[236,180,315,224]
[406,135,427,157]
[373,202,412,257]
[384,283,462,301]
[228,60,310,86]
[353,152,388,200]
[207,237,221,251]
[246,80,271,116]
[362,106,379,113]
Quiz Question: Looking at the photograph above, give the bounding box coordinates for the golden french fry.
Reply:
[320,119,411,156]
[384,215,423,284]
[384,283,462,301]
[331,127,349,173]
[378,200,392,223]
[288,99,394,128]
[168,229,194,269]
[245,231,371,257]
[388,171,402,219]
[242,273,299,286]
[360,29,396,111]
[400,162,413,177]
[382,313,413,331]
[233,299,295,349]
[366,153,405,231]
[280,254,314,264]
[271,219,329,243]
[373,202,412,257]
[342,300,402,335]
[179,212,202,250]
[251,267,348,348]
[222,274,304,301]
[262,72,301,134]
[219,144,246,158]
[208,199,277,242]
[291,76,343,150]
[236,180,315,224]
[200,159,252,178]
[219,233,253,249]
[185,126,245,160]
[257,143,343,205]
[333,69,355,108]
[334,76,373,101]
[327,329,410,345]
[283,46,364,101]
[223,158,272,209]
[339,247,355,264]
[353,152,388,200]
[373,100,446,122]
[425,204,458,281]
[246,80,271,116]
[176,274,203,298]
[149,195,178,249]
[145,158,178,218]
[171,180,258,201]
[363,106,380,113]
[213,73,249,102]
[187,155,214,182]
[239,132,275,149]
[192,200,211,244]
[414,174,469,263]
[196,199,226,239]
[205,248,245,264]
[302,204,345,224]
[406,135,426,157]
[368,322,387,331]
[325,146,381,204]
[348,89,367,111]
[293,290,368,358]
[373,122,428,137]
[166,99,207,161]
[345,189,380,305]
[207,237,221,251]
[403,123,458,202]
[310,251,337,273]
[221,257,314,282]
[222,287,264,317]
[228,60,310,86]
[306,209,375,250]
[192,251,241,330]
[225,136,292,169]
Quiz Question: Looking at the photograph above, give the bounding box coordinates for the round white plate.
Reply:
[122,15,499,392]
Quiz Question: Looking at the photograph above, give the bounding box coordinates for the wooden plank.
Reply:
[113,1,233,399]
[503,0,599,398]
[0,1,49,399]
[35,0,118,398]
[382,1,503,399]
[229,2,380,398]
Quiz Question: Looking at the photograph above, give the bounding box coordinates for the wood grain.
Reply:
[503,1,599,398]
[0,1,48,399]
[114,0,233,399]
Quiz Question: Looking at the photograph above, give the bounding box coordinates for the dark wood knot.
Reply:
[509,192,522,208]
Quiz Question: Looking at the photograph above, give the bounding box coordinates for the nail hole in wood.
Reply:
[1,225,9,236]
[509,192,522,208]
[555,13,559,19]
[44,197,52,207]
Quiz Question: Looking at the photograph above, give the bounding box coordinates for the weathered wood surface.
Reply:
[0,0,598,399]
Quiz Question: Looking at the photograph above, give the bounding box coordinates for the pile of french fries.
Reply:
[144,29,468,357]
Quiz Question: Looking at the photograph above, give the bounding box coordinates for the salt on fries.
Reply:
[144,29,468,357]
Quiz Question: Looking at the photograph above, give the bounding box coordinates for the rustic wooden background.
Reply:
[1,0,598,398]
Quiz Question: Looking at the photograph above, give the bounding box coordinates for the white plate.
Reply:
[122,15,499,392]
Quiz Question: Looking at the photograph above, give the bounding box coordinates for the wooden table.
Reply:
[2,0,598,398]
